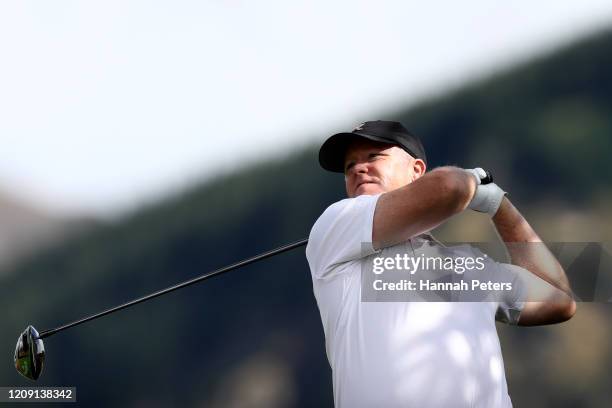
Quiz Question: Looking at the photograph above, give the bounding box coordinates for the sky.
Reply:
[1,1,611,218]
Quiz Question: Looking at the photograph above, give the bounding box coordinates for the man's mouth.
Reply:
[356,180,376,189]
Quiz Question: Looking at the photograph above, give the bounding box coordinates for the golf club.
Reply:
[14,237,308,381]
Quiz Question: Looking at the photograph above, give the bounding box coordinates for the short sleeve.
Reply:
[494,263,529,325]
[306,194,381,280]
[459,245,529,325]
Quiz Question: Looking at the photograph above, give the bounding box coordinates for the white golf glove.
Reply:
[466,168,506,217]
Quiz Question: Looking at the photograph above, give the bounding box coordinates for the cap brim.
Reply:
[318,132,397,173]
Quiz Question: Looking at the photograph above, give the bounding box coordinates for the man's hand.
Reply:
[465,168,506,216]
[468,183,506,216]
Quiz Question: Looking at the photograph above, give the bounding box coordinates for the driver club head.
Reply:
[14,325,45,381]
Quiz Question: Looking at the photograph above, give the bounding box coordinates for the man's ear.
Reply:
[412,159,426,180]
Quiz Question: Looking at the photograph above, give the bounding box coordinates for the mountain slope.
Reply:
[0,189,97,273]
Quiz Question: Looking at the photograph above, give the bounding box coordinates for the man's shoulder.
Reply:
[307,198,352,250]
[317,194,380,220]
[306,194,381,265]
[310,195,379,238]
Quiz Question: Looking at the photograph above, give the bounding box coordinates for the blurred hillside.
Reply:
[399,28,612,207]
[0,189,97,274]
[1,28,612,407]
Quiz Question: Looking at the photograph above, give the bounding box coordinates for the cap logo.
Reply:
[353,123,365,131]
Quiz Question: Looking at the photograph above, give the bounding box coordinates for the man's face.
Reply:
[343,138,426,198]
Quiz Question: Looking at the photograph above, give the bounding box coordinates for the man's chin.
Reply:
[353,184,383,197]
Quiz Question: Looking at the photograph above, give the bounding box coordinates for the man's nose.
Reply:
[351,161,369,174]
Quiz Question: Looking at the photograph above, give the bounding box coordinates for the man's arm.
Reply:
[492,197,576,325]
[373,166,477,249]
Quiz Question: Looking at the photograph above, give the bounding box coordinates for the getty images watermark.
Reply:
[371,252,511,291]
[360,239,612,303]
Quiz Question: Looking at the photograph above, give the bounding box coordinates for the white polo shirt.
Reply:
[306,194,526,408]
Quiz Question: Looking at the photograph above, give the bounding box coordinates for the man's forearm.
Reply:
[373,166,477,249]
[492,197,572,295]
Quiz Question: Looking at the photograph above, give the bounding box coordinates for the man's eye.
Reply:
[345,163,355,172]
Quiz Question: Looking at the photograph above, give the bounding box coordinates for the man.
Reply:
[305,121,575,408]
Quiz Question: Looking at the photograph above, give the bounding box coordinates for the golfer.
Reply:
[306,121,575,408]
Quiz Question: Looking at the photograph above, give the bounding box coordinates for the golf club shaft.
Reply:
[38,238,309,339]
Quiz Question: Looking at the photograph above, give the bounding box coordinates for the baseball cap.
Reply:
[318,120,427,172]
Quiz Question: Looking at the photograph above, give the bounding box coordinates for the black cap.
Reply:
[318,120,427,172]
